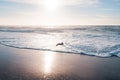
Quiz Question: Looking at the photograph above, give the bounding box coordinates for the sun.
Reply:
[42,0,61,11]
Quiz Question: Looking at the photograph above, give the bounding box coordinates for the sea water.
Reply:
[0,26,120,57]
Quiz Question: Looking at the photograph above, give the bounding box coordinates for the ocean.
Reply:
[0,25,120,57]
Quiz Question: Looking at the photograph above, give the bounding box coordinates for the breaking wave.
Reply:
[0,26,120,57]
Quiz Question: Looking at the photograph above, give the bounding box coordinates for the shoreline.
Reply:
[0,44,120,80]
[0,43,118,58]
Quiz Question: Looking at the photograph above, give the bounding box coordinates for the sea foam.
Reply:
[0,26,120,57]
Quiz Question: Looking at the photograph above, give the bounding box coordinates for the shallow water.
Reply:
[0,25,120,57]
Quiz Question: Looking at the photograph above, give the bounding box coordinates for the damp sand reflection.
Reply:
[0,45,120,80]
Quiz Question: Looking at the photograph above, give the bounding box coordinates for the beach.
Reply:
[0,0,120,79]
[0,44,120,80]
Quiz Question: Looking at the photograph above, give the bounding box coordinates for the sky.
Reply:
[0,0,120,26]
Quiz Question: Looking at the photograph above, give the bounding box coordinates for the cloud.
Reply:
[3,0,40,4]
[63,0,100,6]
[3,0,100,6]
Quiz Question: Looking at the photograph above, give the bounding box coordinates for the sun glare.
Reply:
[36,0,62,27]
[42,0,61,11]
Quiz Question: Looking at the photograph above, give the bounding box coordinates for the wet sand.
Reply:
[0,44,120,80]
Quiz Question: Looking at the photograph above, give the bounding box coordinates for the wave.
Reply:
[1,26,118,32]
[0,41,120,58]
[0,25,120,58]
[0,42,80,54]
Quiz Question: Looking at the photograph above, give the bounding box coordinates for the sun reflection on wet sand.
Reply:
[43,51,55,74]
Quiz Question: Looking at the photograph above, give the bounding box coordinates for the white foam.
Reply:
[0,26,120,57]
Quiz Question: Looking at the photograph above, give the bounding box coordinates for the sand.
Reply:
[0,44,120,80]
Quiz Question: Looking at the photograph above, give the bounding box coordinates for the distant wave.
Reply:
[0,28,34,33]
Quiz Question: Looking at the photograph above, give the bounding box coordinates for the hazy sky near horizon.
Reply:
[0,0,120,26]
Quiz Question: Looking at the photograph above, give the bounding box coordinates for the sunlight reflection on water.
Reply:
[30,33,62,49]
